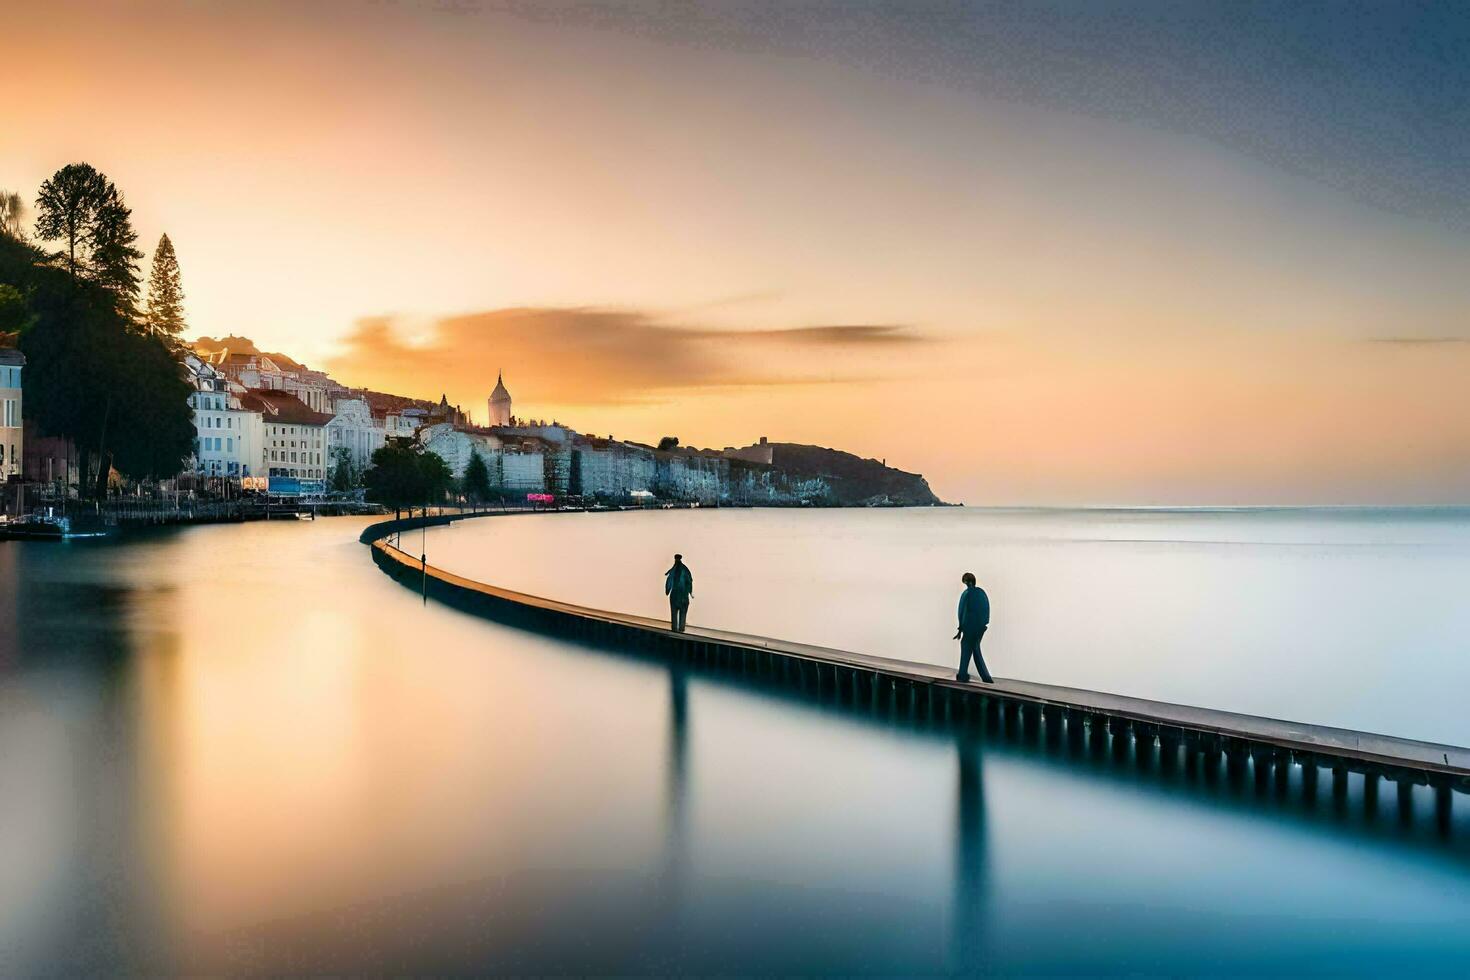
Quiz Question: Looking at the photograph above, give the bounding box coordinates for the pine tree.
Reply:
[33,163,143,321]
[34,163,109,278]
[463,448,492,502]
[89,185,143,321]
[145,233,187,336]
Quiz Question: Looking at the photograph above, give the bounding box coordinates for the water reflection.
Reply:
[5,521,1470,974]
[661,662,689,944]
[541,603,1470,867]
[951,734,989,974]
[0,540,167,974]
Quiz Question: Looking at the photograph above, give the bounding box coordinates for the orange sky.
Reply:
[5,0,1470,503]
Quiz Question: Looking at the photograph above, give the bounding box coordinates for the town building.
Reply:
[325,398,386,476]
[185,355,266,480]
[655,452,726,503]
[396,407,429,432]
[253,388,333,485]
[723,436,774,466]
[571,438,657,499]
[0,347,23,482]
[428,394,469,427]
[421,422,503,479]
[488,372,513,426]
[203,348,335,414]
[501,447,546,494]
[21,425,78,496]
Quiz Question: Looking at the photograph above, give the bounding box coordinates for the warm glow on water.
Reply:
[2,513,1469,974]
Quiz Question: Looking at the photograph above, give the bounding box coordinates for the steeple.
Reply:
[488,370,513,426]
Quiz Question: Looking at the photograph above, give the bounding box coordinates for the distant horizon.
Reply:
[9,0,1470,505]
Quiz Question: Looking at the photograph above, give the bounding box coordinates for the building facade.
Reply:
[501,449,545,493]
[325,398,386,476]
[421,422,502,479]
[723,436,774,466]
[572,439,657,498]
[185,354,266,480]
[0,348,22,482]
[189,388,266,480]
[253,389,333,484]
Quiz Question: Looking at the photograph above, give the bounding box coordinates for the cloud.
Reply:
[700,324,926,345]
[325,306,927,412]
[1368,336,1470,346]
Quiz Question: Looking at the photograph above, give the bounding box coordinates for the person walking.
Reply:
[665,553,694,632]
[954,572,992,683]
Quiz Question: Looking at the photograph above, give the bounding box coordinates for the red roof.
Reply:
[248,388,333,426]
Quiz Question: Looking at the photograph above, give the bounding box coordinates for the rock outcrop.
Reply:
[768,443,943,506]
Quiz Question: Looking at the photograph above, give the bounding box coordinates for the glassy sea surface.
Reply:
[2,507,1468,975]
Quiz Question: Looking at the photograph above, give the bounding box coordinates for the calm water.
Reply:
[1,509,1468,975]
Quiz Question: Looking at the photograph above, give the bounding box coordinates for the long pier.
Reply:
[362,513,1470,834]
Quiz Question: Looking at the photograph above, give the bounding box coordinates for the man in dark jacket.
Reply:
[665,554,694,632]
[954,572,992,683]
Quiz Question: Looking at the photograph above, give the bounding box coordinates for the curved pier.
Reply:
[362,512,1470,834]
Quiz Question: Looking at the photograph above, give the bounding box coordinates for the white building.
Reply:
[501,449,545,493]
[421,422,504,479]
[573,439,657,498]
[325,398,385,475]
[185,354,266,480]
[487,372,513,426]
[656,453,725,503]
[206,349,335,414]
[0,348,22,482]
[723,436,774,466]
[253,389,333,484]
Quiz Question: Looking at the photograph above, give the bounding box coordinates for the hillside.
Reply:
[769,443,944,506]
[192,334,307,373]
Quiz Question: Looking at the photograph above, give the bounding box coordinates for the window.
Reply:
[227,437,233,452]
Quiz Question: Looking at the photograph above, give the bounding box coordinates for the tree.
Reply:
[90,187,143,320]
[0,191,26,240]
[145,233,186,337]
[330,446,357,492]
[657,435,680,452]
[34,163,109,279]
[33,163,143,320]
[3,230,192,496]
[463,448,492,503]
[364,438,453,516]
[420,450,452,508]
[0,284,33,334]
[107,328,196,480]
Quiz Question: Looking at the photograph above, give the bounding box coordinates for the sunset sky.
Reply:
[6,0,1470,503]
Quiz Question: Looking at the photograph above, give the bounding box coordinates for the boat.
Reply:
[0,512,112,541]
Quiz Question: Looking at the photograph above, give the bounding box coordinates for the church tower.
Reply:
[488,371,513,426]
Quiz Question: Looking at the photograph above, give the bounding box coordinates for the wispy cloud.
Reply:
[699,324,926,345]
[1368,336,1470,346]
[325,306,927,410]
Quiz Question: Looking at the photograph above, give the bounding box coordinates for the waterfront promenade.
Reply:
[362,511,1470,836]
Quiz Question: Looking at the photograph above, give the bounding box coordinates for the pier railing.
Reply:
[362,511,1470,835]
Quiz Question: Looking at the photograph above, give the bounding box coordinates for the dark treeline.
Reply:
[0,163,194,497]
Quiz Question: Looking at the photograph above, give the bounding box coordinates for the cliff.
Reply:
[768,443,943,506]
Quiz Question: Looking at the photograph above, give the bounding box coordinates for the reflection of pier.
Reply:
[662,663,689,918]
[951,735,988,973]
[363,514,1470,842]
